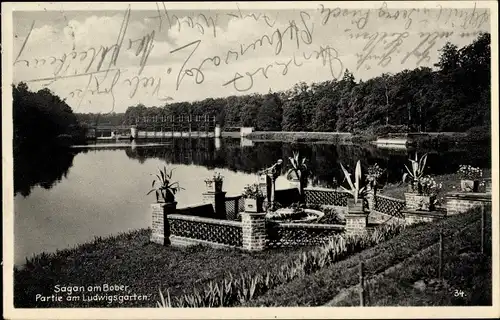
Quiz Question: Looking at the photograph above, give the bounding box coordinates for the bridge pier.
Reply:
[215,124,221,138]
[130,126,138,139]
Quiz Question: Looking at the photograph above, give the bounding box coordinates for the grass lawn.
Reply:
[243,207,491,307]
[14,229,312,308]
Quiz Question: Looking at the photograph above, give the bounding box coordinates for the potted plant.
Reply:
[204,172,224,193]
[286,151,309,201]
[402,152,428,193]
[339,160,366,212]
[407,176,442,211]
[242,183,265,213]
[147,166,183,203]
[402,152,438,211]
[366,163,385,191]
[457,165,482,192]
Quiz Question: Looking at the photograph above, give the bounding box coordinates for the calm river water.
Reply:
[14,138,491,265]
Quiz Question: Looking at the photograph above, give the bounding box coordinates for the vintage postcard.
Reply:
[2,1,499,319]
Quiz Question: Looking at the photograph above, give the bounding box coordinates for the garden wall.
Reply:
[446,192,492,215]
[168,214,243,248]
[152,184,492,251]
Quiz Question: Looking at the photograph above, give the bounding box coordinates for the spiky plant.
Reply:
[402,153,428,192]
[340,160,366,204]
[147,166,183,203]
[287,151,310,201]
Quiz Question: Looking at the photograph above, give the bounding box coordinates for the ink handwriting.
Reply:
[13,2,491,111]
[169,11,314,90]
[223,45,343,92]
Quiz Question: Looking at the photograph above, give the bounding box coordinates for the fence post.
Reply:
[150,202,177,246]
[359,262,365,306]
[481,205,485,254]
[241,212,266,251]
[438,230,443,281]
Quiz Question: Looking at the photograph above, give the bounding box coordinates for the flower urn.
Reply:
[244,197,264,213]
[460,179,479,193]
[205,179,223,193]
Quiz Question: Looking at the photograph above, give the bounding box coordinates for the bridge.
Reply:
[85,115,254,140]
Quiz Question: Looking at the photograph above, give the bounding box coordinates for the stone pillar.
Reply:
[202,191,227,219]
[345,211,369,237]
[241,212,266,251]
[366,185,376,212]
[215,137,221,150]
[150,202,177,246]
[215,124,221,138]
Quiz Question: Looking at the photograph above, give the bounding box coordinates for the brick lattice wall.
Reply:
[266,222,343,248]
[374,194,406,218]
[304,188,349,206]
[168,214,243,247]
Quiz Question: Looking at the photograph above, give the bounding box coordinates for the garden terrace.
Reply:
[243,207,491,307]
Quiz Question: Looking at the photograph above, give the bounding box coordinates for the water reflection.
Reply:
[13,138,491,264]
[123,138,491,188]
[15,138,491,196]
[14,146,78,197]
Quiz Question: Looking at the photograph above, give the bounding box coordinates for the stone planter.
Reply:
[205,179,223,193]
[404,193,436,211]
[244,197,264,213]
[288,178,301,191]
[460,179,479,192]
[347,198,365,213]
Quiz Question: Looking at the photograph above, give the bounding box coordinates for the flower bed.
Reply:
[265,208,324,223]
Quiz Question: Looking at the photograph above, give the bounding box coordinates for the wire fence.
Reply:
[355,206,490,306]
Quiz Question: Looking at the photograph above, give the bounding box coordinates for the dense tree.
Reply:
[282,100,303,131]
[77,33,491,136]
[257,93,283,131]
[312,97,337,132]
[13,83,84,150]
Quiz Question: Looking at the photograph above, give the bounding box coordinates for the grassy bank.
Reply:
[245,130,490,146]
[246,131,353,143]
[14,229,311,308]
[244,207,491,307]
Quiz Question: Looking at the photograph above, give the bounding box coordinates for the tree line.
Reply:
[15,32,490,145]
[111,33,489,136]
[13,82,86,151]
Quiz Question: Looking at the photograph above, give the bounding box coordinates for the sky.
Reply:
[11,2,491,114]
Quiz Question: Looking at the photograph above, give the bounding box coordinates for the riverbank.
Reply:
[245,129,491,146]
[14,230,311,308]
[246,131,354,143]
